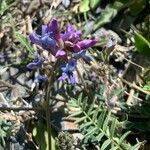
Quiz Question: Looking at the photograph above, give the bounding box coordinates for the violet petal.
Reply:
[55,50,66,58]
[58,72,68,81]
[47,18,61,41]
[34,75,47,83]
[27,57,44,70]
[70,73,76,84]
[41,34,57,50]
[29,32,42,46]
[73,50,92,62]
[42,25,48,35]
[75,39,97,50]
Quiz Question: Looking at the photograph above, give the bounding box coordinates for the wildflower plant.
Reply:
[28,18,96,84]
[27,18,96,149]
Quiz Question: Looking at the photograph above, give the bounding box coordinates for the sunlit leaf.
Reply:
[94,1,123,30]
[15,32,34,54]
[134,32,150,55]
[32,122,56,150]
[101,139,111,150]
[79,0,90,13]
[90,0,102,9]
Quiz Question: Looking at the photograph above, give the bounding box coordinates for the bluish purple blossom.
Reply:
[58,60,77,84]
[73,50,92,62]
[34,74,47,83]
[29,18,97,84]
[27,55,44,70]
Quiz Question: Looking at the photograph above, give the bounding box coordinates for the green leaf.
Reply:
[92,108,99,122]
[110,146,119,150]
[101,139,111,150]
[0,66,8,75]
[32,122,56,150]
[82,97,88,111]
[85,127,97,137]
[134,32,150,55]
[103,111,111,131]
[75,116,87,124]
[110,119,117,137]
[78,93,83,105]
[80,122,93,130]
[68,111,82,118]
[0,0,15,15]
[79,0,90,13]
[15,32,34,54]
[68,99,79,107]
[98,110,106,128]
[130,142,143,150]
[94,1,124,30]
[119,131,131,144]
[90,0,102,9]
[120,143,131,150]
[96,132,105,142]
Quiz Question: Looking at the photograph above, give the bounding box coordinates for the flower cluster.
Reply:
[28,18,96,84]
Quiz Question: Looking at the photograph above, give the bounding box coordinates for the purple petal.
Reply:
[61,25,74,41]
[29,32,42,46]
[55,50,66,58]
[60,60,77,73]
[68,60,77,72]
[42,25,48,35]
[34,75,47,83]
[75,39,97,51]
[65,41,74,48]
[41,34,57,50]
[70,73,76,85]
[73,50,92,62]
[66,24,75,32]
[61,24,81,42]
[69,32,81,43]
[58,73,68,81]
[61,32,71,41]
[27,57,44,69]
[47,18,61,41]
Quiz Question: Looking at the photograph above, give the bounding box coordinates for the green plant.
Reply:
[0,118,12,147]
[67,94,144,149]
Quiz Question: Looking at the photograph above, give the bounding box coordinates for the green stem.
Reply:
[45,61,58,150]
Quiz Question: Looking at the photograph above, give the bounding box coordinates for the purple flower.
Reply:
[29,18,97,84]
[58,60,77,84]
[62,24,96,53]
[73,50,92,62]
[55,50,66,59]
[29,18,63,56]
[34,74,47,83]
[29,18,96,56]
[27,55,44,70]
[73,39,97,52]
[61,24,81,42]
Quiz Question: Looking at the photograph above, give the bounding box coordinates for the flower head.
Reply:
[58,60,77,84]
[27,54,44,70]
[29,18,97,84]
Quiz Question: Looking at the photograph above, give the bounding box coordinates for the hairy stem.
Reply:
[45,61,58,150]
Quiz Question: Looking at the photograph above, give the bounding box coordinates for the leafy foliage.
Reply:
[133,32,150,55]
[32,121,56,150]
[68,94,144,149]
[0,119,12,147]
[15,32,34,55]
